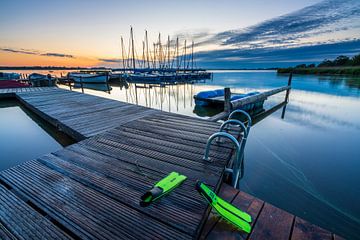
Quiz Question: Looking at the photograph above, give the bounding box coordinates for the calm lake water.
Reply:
[0,99,74,170]
[4,69,360,238]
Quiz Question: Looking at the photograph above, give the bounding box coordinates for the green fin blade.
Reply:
[217,197,252,223]
[196,181,252,232]
[140,172,187,206]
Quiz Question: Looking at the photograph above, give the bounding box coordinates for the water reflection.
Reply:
[317,75,360,90]
[0,99,74,171]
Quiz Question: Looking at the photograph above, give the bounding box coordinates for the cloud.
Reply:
[195,39,360,68]
[98,58,120,63]
[0,47,75,59]
[41,53,74,58]
[0,48,39,55]
[188,0,360,68]
[200,0,360,49]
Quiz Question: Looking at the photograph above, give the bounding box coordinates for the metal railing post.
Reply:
[203,132,243,187]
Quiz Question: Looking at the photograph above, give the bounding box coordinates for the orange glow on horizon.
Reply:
[0,52,99,67]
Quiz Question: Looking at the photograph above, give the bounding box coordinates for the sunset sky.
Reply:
[0,0,359,68]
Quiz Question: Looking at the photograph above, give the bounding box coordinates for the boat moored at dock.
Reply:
[194,89,265,111]
[68,72,109,83]
[0,72,21,80]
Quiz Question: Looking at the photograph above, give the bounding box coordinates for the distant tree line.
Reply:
[295,53,360,68]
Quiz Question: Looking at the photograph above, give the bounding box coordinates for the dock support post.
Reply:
[285,72,292,103]
[106,73,111,94]
[224,87,231,113]
[67,74,72,91]
[80,77,84,93]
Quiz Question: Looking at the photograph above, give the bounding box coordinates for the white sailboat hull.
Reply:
[70,73,108,83]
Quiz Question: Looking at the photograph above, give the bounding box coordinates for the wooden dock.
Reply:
[201,184,345,240]
[0,87,157,140]
[0,87,344,239]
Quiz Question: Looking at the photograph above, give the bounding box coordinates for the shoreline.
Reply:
[277,66,360,76]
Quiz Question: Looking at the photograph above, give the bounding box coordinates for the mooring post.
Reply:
[285,72,292,103]
[68,75,72,91]
[80,76,84,93]
[106,72,111,94]
[224,87,231,113]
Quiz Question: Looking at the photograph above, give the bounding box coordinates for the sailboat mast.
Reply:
[191,41,194,70]
[142,41,145,69]
[121,36,126,72]
[130,26,136,72]
[153,43,156,69]
[145,30,150,69]
[183,40,187,71]
[158,33,162,69]
[167,35,170,69]
[176,37,179,70]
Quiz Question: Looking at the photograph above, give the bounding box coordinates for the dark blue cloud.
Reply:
[206,0,360,48]
[98,58,120,63]
[41,52,74,58]
[192,0,360,68]
[195,40,360,68]
[0,48,38,55]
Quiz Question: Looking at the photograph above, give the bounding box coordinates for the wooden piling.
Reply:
[284,72,292,103]
[106,72,111,94]
[224,87,231,113]
[80,76,84,93]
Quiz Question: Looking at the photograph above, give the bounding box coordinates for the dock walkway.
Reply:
[0,87,236,239]
[0,87,158,140]
[0,87,344,239]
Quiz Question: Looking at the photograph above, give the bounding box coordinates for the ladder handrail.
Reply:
[203,132,243,187]
[219,119,248,138]
[228,109,252,134]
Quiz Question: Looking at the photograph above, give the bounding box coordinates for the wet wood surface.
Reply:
[0,87,238,239]
[201,184,342,240]
[0,87,157,140]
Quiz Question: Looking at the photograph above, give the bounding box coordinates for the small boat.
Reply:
[28,73,49,80]
[194,89,265,111]
[0,80,29,89]
[68,72,109,83]
[0,72,21,80]
[28,73,56,87]
[194,89,226,106]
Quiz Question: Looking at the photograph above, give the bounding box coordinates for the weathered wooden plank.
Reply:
[38,153,205,235]
[248,203,294,240]
[291,217,332,240]
[54,144,202,202]
[200,183,239,239]
[1,161,189,239]
[231,86,290,109]
[105,128,230,160]
[204,189,264,240]
[0,185,70,239]
[79,138,221,187]
[0,222,16,240]
[99,132,229,168]
[146,112,221,128]
[333,234,346,240]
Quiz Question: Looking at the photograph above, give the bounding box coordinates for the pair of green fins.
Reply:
[140,171,252,233]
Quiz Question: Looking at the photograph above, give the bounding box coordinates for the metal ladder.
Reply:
[203,109,252,188]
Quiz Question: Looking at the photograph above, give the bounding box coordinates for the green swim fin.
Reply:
[140,172,187,207]
[196,181,252,233]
